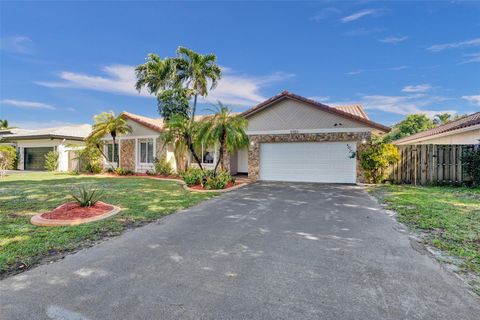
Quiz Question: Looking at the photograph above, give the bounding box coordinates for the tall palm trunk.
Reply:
[187,92,204,170]
[191,93,198,122]
[214,130,226,174]
[111,131,119,169]
[186,134,203,171]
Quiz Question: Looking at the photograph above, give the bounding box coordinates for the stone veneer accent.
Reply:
[120,139,135,171]
[247,132,371,182]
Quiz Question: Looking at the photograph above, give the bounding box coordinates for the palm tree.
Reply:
[197,103,249,174]
[163,114,204,170]
[135,54,176,95]
[174,47,222,121]
[0,119,9,129]
[135,47,222,170]
[434,113,451,125]
[90,112,132,168]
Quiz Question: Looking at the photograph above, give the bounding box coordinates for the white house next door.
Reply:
[259,142,357,183]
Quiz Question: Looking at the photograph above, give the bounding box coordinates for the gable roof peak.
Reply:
[242,91,390,132]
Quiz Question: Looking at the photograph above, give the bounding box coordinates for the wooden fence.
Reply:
[390,144,478,185]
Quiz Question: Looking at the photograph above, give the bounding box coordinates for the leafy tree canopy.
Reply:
[384,114,435,142]
[157,88,190,120]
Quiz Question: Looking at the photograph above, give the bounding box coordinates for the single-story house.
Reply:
[394,112,480,145]
[105,91,390,183]
[0,125,92,171]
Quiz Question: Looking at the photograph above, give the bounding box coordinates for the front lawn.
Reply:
[370,185,480,274]
[0,172,216,277]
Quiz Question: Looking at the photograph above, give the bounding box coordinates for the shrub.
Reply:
[204,170,233,190]
[154,155,173,176]
[44,151,59,171]
[146,169,156,176]
[461,148,480,187]
[114,167,134,176]
[71,186,104,207]
[181,167,205,186]
[0,145,17,177]
[359,140,400,184]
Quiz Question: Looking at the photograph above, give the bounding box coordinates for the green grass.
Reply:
[371,185,480,274]
[0,172,216,276]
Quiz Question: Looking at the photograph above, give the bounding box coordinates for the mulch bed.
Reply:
[100,172,181,180]
[40,202,114,220]
[189,181,236,190]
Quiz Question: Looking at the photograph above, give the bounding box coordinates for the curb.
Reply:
[31,204,122,227]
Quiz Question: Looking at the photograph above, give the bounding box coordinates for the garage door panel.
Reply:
[259,142,356,183]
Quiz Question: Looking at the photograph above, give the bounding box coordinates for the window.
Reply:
[201,144,215,164]
[106,143,118,163]
[139,139,154,163]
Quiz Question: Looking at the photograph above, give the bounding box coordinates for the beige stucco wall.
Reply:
[247,99,368,132]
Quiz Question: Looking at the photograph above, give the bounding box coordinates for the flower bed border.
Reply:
[93,173,250,193]
[31,203,122,227]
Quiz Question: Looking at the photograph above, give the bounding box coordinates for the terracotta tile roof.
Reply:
[394,112,480,145]
[120,111,165,132]
[241,90,390,132]
[333,105,369,120]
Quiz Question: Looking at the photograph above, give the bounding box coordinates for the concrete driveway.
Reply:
[1,182,479,319]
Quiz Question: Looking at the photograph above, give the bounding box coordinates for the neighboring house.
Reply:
[394,112,480,146]
[108,91,390,183]
[0,125,92,171]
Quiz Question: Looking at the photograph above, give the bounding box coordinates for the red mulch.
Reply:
[40,202,114,220]
[101,172,180,180]
[190,181,235,190]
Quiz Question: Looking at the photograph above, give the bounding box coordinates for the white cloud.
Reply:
[325,95,456,117]
[308,96,330,102]
[344,28,385,37]
[401,84,432,93]
[462,95,480,106]
[379,36,408,44]
[1,99,55,110]
[0,36,34,54]
[309,7,341,21]
[387,65,409,71]
[427,38,480,52]
[341,9,381,23]
[36,65,293,106]
[360,95,456,117]
[36,65,149,98]
[345,70,364,76]
[460,52,480,64]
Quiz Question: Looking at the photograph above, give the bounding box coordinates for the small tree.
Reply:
[44,151,59,171]
[162,114,204,170]
[74,140,104,173]
[157,88,191,120]
[0,145,17,177]
[197,103,249,174]
[90,111,132,169]
[359,139,400,184]
[0,119,9,129]
[383,114,435,143]
[461,148,480,187]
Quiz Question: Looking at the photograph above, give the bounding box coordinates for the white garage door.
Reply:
[259,142,356,183]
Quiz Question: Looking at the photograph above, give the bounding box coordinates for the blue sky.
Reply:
[1,1,479,129]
